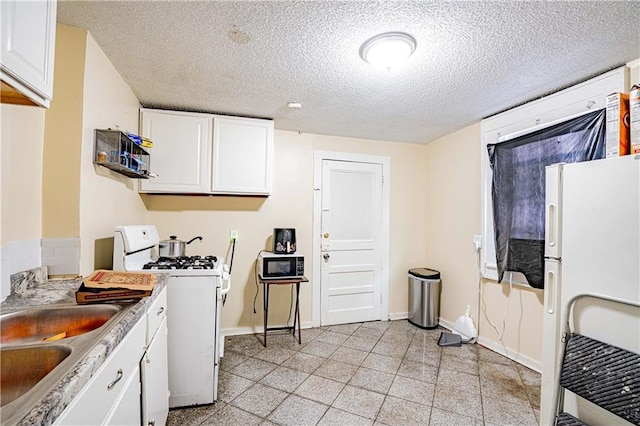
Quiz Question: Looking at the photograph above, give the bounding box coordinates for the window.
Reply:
[480,66,628,286]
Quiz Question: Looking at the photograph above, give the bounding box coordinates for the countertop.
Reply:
[0,273,169,425]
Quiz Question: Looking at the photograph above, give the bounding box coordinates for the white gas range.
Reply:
[113,225,230,408]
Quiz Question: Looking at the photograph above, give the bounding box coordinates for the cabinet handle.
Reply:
[107,369,123,390]
[148,420,156,426]
[157,306,165,316]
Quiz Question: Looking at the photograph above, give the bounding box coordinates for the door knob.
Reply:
[323,233,329,238]
[323,253,330,260]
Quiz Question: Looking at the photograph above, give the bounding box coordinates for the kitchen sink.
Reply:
[0,345,72,406]
[0,302,134,423]
[0,304,122,344]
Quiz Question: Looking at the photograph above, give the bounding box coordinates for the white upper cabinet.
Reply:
[139,108,274,196]
[212,115,273,195]
[0,0,56,107]
[140,109,213,194]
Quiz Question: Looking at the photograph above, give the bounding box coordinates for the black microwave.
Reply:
[258,252,304,279]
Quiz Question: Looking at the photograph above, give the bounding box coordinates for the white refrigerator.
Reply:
[540,155,640,425]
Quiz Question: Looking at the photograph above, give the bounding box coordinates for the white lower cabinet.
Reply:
[55,287,169,425]
[104,364,142,426]
[54,318,146,425]
[139,108,273,195]
[141,318,169,426]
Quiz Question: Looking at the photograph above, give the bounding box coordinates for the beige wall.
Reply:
[42,25,147,275]
[1,105,45,245]
[42,25,86,239]
[424,122,545,368]
[78,32,148,274]
[423,123,482,323]
[1,104,46,297]
[145,130,429,333]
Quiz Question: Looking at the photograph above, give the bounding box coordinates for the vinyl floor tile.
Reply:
[436,368,480,394]
[259,365,310,393]
[200,404,263,426]
[317,407,374,426]
[361,352,402,374]
[184,322,542,426]
[348,366,395,394]
[314,358,359,383]
[432,383,483,420]
[267,394,328,426]
[229,357,279,382]
[428,407,483,426]
[329,346,369,366]
[294,374,346,405]
[166,402,225,426]
[282,351,325,373]
[387,374,435,406]
[376,395,431,426]
[230,383,289,418]
[332,385,385,420]
[217,371,255,403]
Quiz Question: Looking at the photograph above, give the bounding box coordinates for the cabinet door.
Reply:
[104,365,142,426]
[141,318,169,426]
[212,116,273,195]
[54,318,145,425]
[0,0,56,106]
[140,109,213,193]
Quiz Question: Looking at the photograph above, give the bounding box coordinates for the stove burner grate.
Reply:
[143,255,218,270]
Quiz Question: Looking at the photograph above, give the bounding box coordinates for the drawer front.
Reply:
[55,318,145,425]
[147,286,167,344]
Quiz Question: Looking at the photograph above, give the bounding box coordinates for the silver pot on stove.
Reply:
[159,235,203,258]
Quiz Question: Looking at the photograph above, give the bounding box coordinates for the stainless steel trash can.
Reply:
[408,268,441,329]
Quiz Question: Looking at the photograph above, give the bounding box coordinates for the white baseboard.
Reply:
[476,336,541,373]
[440,318,541,372]
[438,318,455,331]
[223,321,313,336]
[389,312,409,320]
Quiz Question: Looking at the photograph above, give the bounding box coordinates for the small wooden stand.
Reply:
[259,276,308,347]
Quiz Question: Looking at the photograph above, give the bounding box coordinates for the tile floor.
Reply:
[167,320,541,426]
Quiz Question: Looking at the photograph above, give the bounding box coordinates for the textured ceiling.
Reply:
[57,1,640,144]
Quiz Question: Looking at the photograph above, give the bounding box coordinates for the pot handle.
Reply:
[186,236,203,244]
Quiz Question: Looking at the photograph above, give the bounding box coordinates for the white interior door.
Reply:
[320,160,383,325]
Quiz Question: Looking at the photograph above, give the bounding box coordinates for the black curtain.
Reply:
[487,109,605,288]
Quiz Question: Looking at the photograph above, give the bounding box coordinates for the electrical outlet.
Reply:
[229,230,239,242]
[473,235,482,251]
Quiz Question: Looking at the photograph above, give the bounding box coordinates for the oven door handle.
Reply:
[221,268,231,296]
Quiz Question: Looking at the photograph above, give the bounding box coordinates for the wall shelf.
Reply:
[94,129,150,179]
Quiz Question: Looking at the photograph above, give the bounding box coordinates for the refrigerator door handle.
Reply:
[547,203,557,248]
[546,269,556,314]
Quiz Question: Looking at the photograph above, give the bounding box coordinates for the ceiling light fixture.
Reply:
[359,31,417,71]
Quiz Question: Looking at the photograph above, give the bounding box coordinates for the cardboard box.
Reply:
[605,92,630,158]
[83,269,155,291]
[76,283,152,304]
[630,85,640,154]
